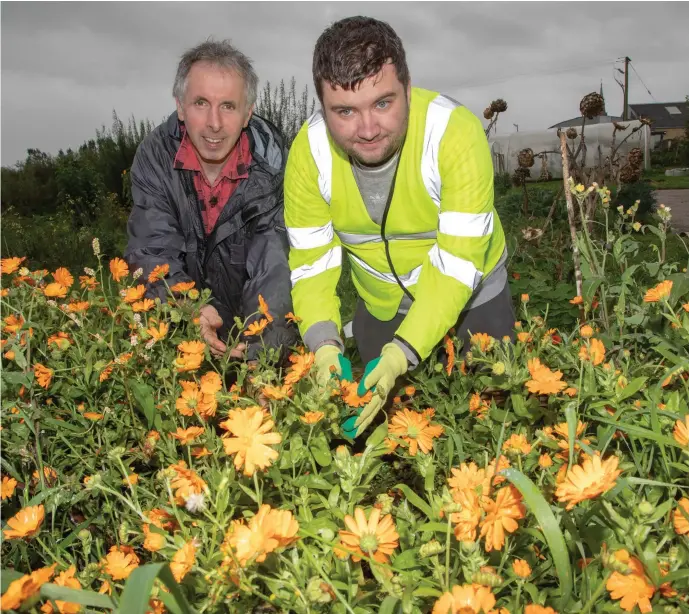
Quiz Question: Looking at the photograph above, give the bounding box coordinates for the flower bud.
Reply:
[638,500,654,516]
[305,577,333,604]
[471,566,503,587]
[118,521,130,543]
[375,493,394,515]
[492,362,506,376]
[420,539,444,558]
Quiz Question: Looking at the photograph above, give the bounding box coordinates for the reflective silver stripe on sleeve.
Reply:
[287,222,334,249]
[438,211,493,237]
[290,246,342,286]
[348,253,422,288]
[306,111,332,204]
[428,244,482,290]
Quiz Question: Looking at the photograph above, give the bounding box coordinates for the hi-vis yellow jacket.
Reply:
[284,87,506,361]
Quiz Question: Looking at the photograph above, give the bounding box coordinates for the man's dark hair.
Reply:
[312,16,410,101]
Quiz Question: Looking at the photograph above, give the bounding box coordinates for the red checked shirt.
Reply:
[173,126,252,235]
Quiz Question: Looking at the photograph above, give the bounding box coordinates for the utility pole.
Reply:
[623,56,631,120]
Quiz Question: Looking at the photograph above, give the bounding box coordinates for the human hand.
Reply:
[199,305,246,359]
[353,343,408,435]
[314,344,343,389]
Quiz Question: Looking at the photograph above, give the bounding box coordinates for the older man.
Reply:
[125,39,297,361]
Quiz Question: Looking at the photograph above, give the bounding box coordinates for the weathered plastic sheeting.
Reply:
[488,121,650,179]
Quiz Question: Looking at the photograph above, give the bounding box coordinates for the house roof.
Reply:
[548,115,623,129]
[628,102,688,129]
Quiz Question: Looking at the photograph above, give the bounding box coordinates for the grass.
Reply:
[644,169,689,190]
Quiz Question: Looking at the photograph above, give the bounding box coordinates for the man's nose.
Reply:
[207,106,222,132]
[357,112,380,141]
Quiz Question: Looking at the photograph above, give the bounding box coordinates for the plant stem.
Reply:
[581,570,612,614]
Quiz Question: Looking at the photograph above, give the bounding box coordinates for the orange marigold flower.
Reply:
[147,263,169,283]
[470,332,494,352]
[479,485,526,552]
[524,607,558,614]
[502,433,531,455]
[109,257,129,282]
[123,473,139,486]
[285,311,302,323]
[469,393,490,418]
[262,384,292,400]
[388,408,444,456]
[3,314,25,334]
[32,466,58,486]
[222,504,299,568]
[525,357,567,395]
[555,454,621,510]
[284,351,315,386]
[258,294,273,323]
[517,332,532,343]
[244,317,269,337]
[44,282,68,298]
[99,365,114,382]
[512,559,532,578]
[168,461,207,506]
[683,302,689,312]
[449,488,481,542]
[431,584,496,614]
[83,412,104,421]
[191,446,212,458]
[39,564,81,613]
[176,384,200,416]
[67,301,90,313]
[3,504,45,540]
[170,280,196,293]
[1,256,26,275]
[34,363,54,389]
[147,508,177,531]
[448,462,486,495]
[171,541,196,582]
[673,498,689,535]
[222,407,282,476]
[300,411,324,425]
[46,331,71,350]
[578,338,605,366]
[143,524,165,552]
[444,335,455,375]
[132,298,155,312]
[643,279,672,303]
[175,352,204,373]
[340,380,372,407]
[79,275,98,290]
[563,386,577,397]
[538,454,553,468]
[606,555,655,613]
[0,563,56,611]
[2,476,18,500]
[146,321,169,341]
[178,340,206,355]
[53,267,74,288]
[102,545,140,580]
[199,370,222,394]
[673,415,688,447]
[580,324,594,338]
[170,426,205,445]
[338,506,399,564]
[569,296,583,305]
[122,284,146,304]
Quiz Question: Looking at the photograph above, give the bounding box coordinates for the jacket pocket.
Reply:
[229,242,247,266]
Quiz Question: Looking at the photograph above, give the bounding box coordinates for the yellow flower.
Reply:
[143,524,165,552]
[580,325,593,338]
[502,433,531,455]
[538,454,553,468]
[170,426,205,445]
[479,485,526,552]
[338,507,399,564]
[673,498,689,535]
[44,282,68,298]
[222,407,282,476]
[555,454,621,510]
[123,473,139,486]
[643,279,673,303]
[109,257,129,282]
[517,331,532,343]
[3,504,45,540]
[512,559,532,578]
[0,564,56,611]
[300,411,325,425]
[388,408,444,456]
[102,545,140,580]
[170,541,196,582]
[2,475,18,500]
[673,415,688,447]
[39,565,81,614]
[432,584,496,614]
[606,555,655,613]
[525,357,567,395]
[262,384,293,400]
[521,293,529,302]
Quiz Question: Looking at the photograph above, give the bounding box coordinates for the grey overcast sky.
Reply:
[2,1,688,167]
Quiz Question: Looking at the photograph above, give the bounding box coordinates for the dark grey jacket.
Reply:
[124,112,298,361]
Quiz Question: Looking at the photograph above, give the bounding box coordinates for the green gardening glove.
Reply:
[353,342,409,436]
[314,345,343,389]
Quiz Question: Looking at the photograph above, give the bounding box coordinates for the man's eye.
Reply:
[195,100,207,107]
[377,100,390,109]
[222,104,235,111]
[339,109,353,117]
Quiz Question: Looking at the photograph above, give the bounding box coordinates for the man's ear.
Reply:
[243,104,254,129]
[175,97,185,122]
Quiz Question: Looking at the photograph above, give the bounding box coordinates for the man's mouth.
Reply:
[203,137,224,145]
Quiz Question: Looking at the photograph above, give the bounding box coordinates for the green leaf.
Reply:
[120,563,195,614]
[565,403,578,468]
[1,370,32,387]
[310,434,332,467]
[588,416,685,449]
[41,584,115,610]
[500,468,573,609]
[392,484,433,519]
[662,568,689,584]
[129,381,157,430]
[412,586,443,598]
[616,377,647,402]
[379,596,401,614]
[392,548,421,570]
[366,421,388,448]
[417,522,452,533]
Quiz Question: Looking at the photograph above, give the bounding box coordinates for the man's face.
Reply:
[321,62,410,167]
[176,61,252,167]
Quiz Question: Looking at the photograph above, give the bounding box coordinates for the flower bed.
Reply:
[1,187,688,614]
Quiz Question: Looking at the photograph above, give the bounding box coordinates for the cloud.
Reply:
[2,1,688,165]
